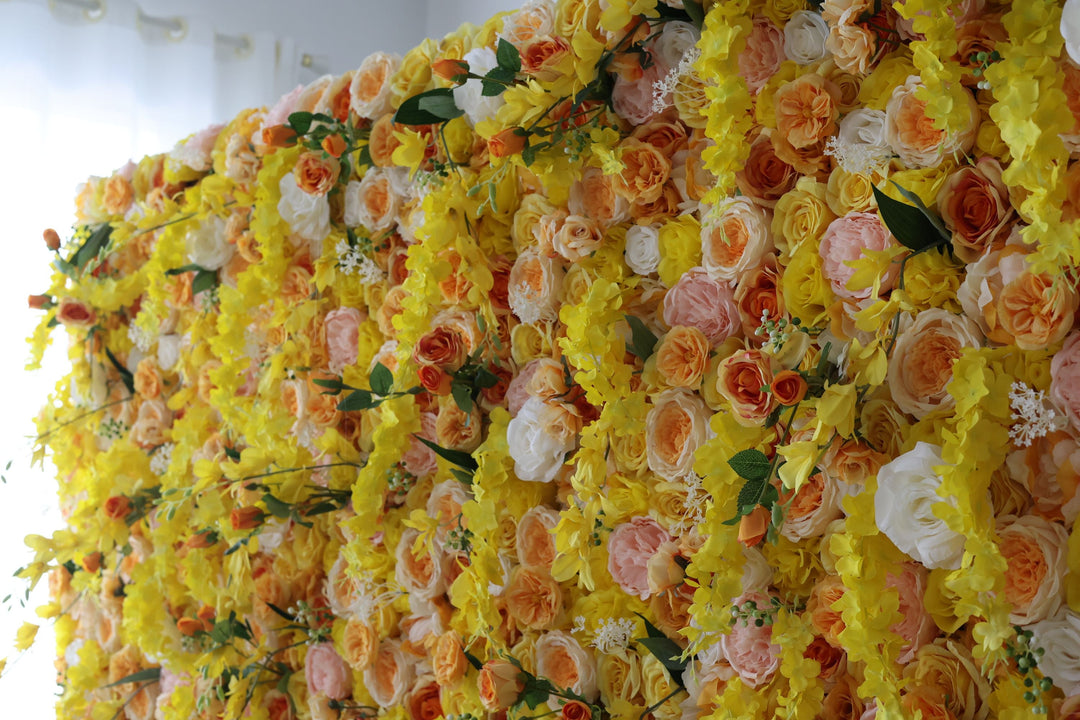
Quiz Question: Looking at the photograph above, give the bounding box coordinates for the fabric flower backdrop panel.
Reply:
[24,0,1080,718]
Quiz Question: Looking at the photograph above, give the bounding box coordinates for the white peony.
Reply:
[783,11,829,65]
[875,442,965,570]
[1063,0,1080,66]
[1029,610,1080,695]
[185,215,233,271]
[278,171,330,242]
[506,396,578,483]
[624,224,662,276]
[452,47,505,127]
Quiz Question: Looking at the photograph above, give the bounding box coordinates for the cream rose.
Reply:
[701,197,773,283]
[1030,610,1080,696]
[507,397,579,483]
[350,51,400,119]
[653,21,700,71]
[784,11,830,65]
[453,47,504,127]
[885,75,977,168]
[344,167,402,232]
[624,224,662,276]
[278,171,330,242]
[535,630,599,702]
[364,639,415,708]
[394,527,445,600]
[508,248,565,325]
[875,442,965,570]
[645,389,713,479]
[185,215,233,272]
[997,514,1069,625]
[1062,0,1080,65]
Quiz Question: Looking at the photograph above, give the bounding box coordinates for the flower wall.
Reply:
[23,0,1080,719]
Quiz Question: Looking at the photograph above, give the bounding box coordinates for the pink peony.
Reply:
[612,60,669,126]
[662,267,741,346]
[305,643,351,700]
[1053,331,1080,433]
[886,564,937,664]
[721,592,780,688]
[819,211,899,300]
[607,516,672,599]
[738,17,786,94]
[324,307,363,375]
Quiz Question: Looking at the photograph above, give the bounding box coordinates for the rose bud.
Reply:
[477,660,523,712]
[738,505,770,548]
[562,701,592,720]
[104,495,133,520]
[488,128,527,159]
[197,604,216,631]
[186,529,218,549]
[417,364,453,396]
[230,506,266,530]
[177,617,204,637]
[81,552,103,573]
[432,58,470,83]
[770,370,808,406]
[43,228,61,251]
[321,134,348,159]
[261,124,298,148]
[27,294,51,310]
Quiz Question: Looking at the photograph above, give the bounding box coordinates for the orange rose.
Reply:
[630,180,682,225]
[515,505,559,570]
[632,118,689,158]
[521,35,573,81]
[432,58,469,83]
[488,128,527,159]
[716,349,777,426]
[435,400,483,452]
[738,505,770,548]
[294,152,340,196]
[104,495,132,520]
[735,132,799,208]
[803,636,845,682]
[406,678,443,720]
[432,631,467,686]
[770,370,808,406]
[369,114,403,167]
[56,297,96,327]
[654,325,710,388]
[133,358,162,399]
[504,566,562,630]
[414,325,467,371]
[82,551,102,572]
[321,134,348,158]
[341,618,377,671]
[613,138,671,204]
[418,364,453,396]
[230,506,265,530]
[773,74,840,149]
[997,270,1078,350]
[177,616,203,637]
[261,124,298,148]
[27,294,50,310]
[807,574,847,646]
[478,660,523,711]
[936,158,1013,263]
[103,175,134,216]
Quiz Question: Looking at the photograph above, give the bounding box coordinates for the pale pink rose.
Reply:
[170,123,224,173]
[506,360,542,417]
[886,564,937,664]
[402,412,439,478]
[305,643,351,700]
[819,211,900,300]
[262,84,305,130]
[662,267,741,346]
[325,307,363,375]
[1052,332,1080,434]
[645,388,713,478]
[607,516,672,599]
[613,59,670,126]
[739,17,786,94]
[721,592,780,688]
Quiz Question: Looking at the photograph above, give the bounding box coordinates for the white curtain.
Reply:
[0,1,296,714]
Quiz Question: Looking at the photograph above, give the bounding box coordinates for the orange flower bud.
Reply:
[738,505,770,548]
[432,58,470,83]
[487,128,527,159]
[261,124,298,148]
[27,294,51,310]
[186,529,218,549]
[197,604,216,631]
[82,552,103,573]
[177,617,204,637]
[321,134,348,158]
[230,506,266,530]
[770,370,808,406]
[562,701,592,720]
[104,495,133,520]
[43,228,61,251]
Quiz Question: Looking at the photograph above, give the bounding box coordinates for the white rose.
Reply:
[1030,610,1080,695]
[157,334,182,370]
[624,224,661,276]
[1063,0,1080,66]
[453,47,505,127]
[838,108,888,151]
[535,631,598,702]
[652,21,700,71]
[783,11,829,65]
[342,180,363,228]
[875,442,965,570]
[507,396,578,483]
[278,171,330,242]
[185,215,234,271]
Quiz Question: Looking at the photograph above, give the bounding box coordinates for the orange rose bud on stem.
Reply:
[177,617,203,637]
[770,370,808,406]
[738,505,770,548]
[321,134,348,159]
[432,58,470,83]
[417,364,453,396]
[261,124,298,148]
[561,700,592,719]
[104,495,133,520]
[27,294,51,310]
[230,506,266,530]
[488,128,527,159]
[43,228,61,251]
[186,529,218,549]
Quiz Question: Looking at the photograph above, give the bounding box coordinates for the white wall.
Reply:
[425,0,523,41]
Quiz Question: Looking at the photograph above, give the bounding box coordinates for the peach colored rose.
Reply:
[614,138,672,204]
[607,516,672,599]
[736,132,799,208]
[516,505,559,570]
[345,167,402,232]
[536,630,599,701]
[721,592,780,688]
[887,308,984,419]
[901,639,990,720]
[819,211,900,300]
[654,325,710,388]
[936,157,1013,263]
[351,51,400,119]
[294,152,340,196]
[130,397,172,449]
[324,307,363,375]
[401,411,438,478]
[997,270,1078,351]
[369,114,403,167]
[826,9,877,75]
[808,574,848,646]
[432,631,467,686]
[774,73,840,149]
[1052,331,1080,435]
[885,76,978,168]
[645,388,713,479]
[887,564,937,664]
[305,643,350,700]
[341,618,377,670]
[632,118,689,159]
[735,255,786,340]
[701,197,774,283]
[779,470,843,541]
[662,267,742,346]
[522,35,574,81]
[569,166,629,228]
[395,527,445,601]
[612,60,669,126]
[364,639,414,708]
[133,358,162,400]
[716,349,777,427]
[739,17,786,94]
[509,247,565,325]
[406,677,443,720]
[553,215,604,262]
[504,566,562,630]
[997,514,1069,624]
[478,660,523,711]
[103,175,134,215]
[956,245,1027,345]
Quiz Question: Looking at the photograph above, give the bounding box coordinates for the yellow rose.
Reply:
[825,167,876,217]
[657,214,702,287]
[641,655,683,720]
[510,321,554,365]
[858,51,918,110]
[781,245,832,328]
[772,176,836,258]
[901,249,963,313]
[390,38,438,109]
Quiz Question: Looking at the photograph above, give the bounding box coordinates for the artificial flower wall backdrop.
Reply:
[20,0,1080,718]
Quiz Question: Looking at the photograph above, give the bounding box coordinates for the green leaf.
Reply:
[636,636,689,679]
[104,667,161,688]
[474,366,500,389]
[872,184,948,252]
[625,314,659,361]
[463,649,483,670]
[103,346,135,395]
[413,435,479,471]
[520,676,555,709]
[736,478,768,512]
[262,493,292,520]
[496,38,521,73]
[890,180,951,240]
[395,88,458,126]
[164,263,206,276]
[337,390,376,412]
[727,449,771,482]
[451,381,474,415]
[369,362,393,396]
[288,111,313,135]
[192,269,218,295]
[312,377,345,395]
[635,612,666,639]
[70,223,112,271]
[418,92,464,121]
[450,467,475,486]
[521,144,538,166]
[223,446,241,462]
[764,404,783,428]
[683,0,705,28]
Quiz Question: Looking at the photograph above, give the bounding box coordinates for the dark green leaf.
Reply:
[683,0,705,28]
[890,180,951,239]
[463,649,483,670]
[312,377,344,395]
[418,92,464,121]
[395,88,460,126]
[625,314,659,361]
[728,449,771,482]
[636,636,689,678]
[764,404,783,428]
[70,224,112,271]
[192,269,217,295]
[303,501,338,517]
[521,144,538,166]
[736,478,768,512]
[520,676,555,709]
[265,602,296,622]
[451,381,474,415]
[223,537,249,556]
[310,112,335,124]
[496,38,521,73]
[288,112,313,135]
[337,390,377,412]
[872,185,948,252]
[224,446,241,462]
[450,467,475,485]
[262,493,292,520]
[635,612,667,639]
[164,263,206,276]
[104,667,161,688]
[369,362,393,396]
[103,346,135,395]
[413,435,478,471]
[474,367,499,389]
[481,79,507,97]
